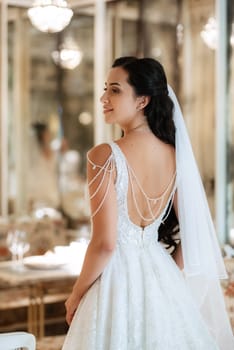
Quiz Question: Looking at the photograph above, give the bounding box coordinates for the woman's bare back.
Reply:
[115,131,176,228]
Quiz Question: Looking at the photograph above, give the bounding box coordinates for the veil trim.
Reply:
[169,85,234,349]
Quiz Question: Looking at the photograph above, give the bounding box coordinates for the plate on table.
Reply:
[23,254,68,270]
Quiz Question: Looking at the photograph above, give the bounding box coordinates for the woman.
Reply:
[27,122,60,209]
[62,57,234,349]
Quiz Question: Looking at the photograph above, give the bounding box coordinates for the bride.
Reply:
[62,56,234,349]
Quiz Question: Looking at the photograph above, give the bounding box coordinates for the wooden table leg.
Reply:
[27,284,45,338]
[37,284,45,339]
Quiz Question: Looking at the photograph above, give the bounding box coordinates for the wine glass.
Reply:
[6,230,30,268]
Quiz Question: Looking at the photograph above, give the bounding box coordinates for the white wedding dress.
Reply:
[62,142,219,350]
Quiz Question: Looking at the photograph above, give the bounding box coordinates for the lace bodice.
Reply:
[109,142,177,247]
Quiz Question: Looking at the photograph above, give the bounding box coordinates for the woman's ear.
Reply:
[137,96,151,110]
[143,96,151,108]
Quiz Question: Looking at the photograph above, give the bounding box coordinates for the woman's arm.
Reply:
[65,143,117,325]
[172,191,184,270]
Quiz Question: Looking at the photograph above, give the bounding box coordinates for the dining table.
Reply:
[0,241,88,338]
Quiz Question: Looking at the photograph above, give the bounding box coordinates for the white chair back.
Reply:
[0,331,36,350]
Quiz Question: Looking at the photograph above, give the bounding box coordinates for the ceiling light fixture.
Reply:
[52,37,83,70]
[200,17,217,50]
[27,0,73,33]
[201,17,234,50]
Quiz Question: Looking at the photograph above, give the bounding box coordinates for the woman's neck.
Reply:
[123,121,151,136]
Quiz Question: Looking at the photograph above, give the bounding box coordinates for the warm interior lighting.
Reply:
[201,17,234,50]
[52,37,83,69]
[27,0,73,33]
[200,17,217,50]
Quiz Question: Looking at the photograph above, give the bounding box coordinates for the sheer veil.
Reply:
[168,85,234,348]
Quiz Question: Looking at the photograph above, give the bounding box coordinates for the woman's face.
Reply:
[100,67,142,127]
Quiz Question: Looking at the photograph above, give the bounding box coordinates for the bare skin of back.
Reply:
[115,131,176,228]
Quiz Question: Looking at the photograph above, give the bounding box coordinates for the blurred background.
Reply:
[0,0,234,347]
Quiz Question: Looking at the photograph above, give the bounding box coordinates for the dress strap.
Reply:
[159,181,177,224]
[108,142,129,190]
[86,146,115,218]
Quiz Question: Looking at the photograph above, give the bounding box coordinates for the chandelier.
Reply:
[201,17,234,50]
[27,0,73,33]
[200,17,217,50]
[52,37,83,70]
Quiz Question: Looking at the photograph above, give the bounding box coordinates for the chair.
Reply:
[0,331,36,350]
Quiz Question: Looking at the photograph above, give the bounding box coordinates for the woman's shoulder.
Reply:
[87,142,113,165]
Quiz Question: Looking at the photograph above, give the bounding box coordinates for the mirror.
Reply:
[7,4,95,221]
[5,0,232,241]
[6,0,207,215]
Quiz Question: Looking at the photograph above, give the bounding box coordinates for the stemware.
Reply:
[6,230,30,268]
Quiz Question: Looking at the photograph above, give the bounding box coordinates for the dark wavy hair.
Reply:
[112,56,179,252]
